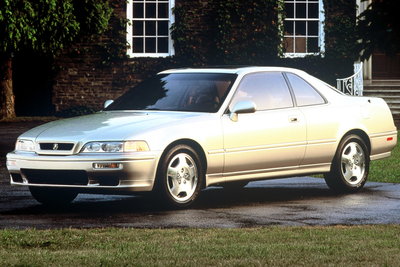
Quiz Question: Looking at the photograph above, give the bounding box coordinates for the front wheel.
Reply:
[155,145,204,208]
[324,134,370,193]
[29,187,78,206]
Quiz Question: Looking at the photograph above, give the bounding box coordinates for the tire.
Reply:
[155,144,204,208]
[222,181,249,191]
[324,134,370,193]
[29,187,78,206]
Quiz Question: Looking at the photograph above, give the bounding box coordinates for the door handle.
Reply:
[289,117,298,123]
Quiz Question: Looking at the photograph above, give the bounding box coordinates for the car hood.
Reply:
[19,111,202,143]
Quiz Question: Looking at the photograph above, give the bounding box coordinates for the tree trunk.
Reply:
[0,54,16,120]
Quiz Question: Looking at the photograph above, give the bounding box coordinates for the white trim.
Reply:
[126,0,175,58]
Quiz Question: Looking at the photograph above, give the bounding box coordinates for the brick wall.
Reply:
[52,0,213,113]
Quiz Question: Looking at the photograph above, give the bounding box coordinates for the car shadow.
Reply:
[1,182,372,217]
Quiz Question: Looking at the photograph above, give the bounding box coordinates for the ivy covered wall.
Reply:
[52,0,357,113]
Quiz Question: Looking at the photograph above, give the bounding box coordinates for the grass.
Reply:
[368,132,400,183]
[1,226,400,266]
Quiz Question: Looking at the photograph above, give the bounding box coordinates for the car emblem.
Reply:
[53,143,59,150]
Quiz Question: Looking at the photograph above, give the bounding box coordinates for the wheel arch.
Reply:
[157,139,208,186]
[340,129,371,154]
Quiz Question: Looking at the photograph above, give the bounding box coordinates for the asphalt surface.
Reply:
[1,121,400,229]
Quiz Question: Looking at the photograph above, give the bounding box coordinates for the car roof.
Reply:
[159,66,308,76]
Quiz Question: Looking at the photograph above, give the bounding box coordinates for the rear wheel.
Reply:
[155,144,204,208]
[29,187,78,206]
[324,134,369,193]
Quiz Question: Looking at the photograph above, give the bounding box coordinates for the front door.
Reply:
[222,72,307,176]
[372,52,400,79]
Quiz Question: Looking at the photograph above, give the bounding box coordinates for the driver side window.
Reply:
[230,72,294,111]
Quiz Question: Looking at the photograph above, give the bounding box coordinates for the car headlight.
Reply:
[81,141,149,153]
[15,139,35,152]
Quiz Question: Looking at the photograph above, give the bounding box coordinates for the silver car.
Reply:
[6,67,398,208]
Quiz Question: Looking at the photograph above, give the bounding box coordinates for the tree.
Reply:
[357,0,400,60]
[0,0,112,119]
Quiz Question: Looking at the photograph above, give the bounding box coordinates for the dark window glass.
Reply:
[296,3,306,18]
[145,3,156,18]
[286,73,325,106]
[105,73,237,113]
[230,72,293,111]
[307,37,319,52]
[308,21,318,36]
[296,21,306,35]
[284,20,294,35]
[308,3,319,18]
[145,21,156,35]
[145,38,156,53]
[133,38,144,53]
[158,3,169,18]
[285,3,294,18]
[158,38,169,53]
[133,3,144,18]
[158,21,169,35]
[133,21,144,35]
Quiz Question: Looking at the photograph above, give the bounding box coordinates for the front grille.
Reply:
[39,143,74,151]
[21,169,88,186]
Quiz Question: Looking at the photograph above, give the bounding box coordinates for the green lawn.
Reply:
[369,132,400,183]
[1,226,400,266]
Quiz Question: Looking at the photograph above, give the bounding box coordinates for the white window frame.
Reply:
[127,0,175,58]
[283,0,325,58]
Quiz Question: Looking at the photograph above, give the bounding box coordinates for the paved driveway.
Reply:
[1,176,400,229]
[1,121,399,229]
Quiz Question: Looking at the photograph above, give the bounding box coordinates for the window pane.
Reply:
[285,3,294,18]
[133,38,144,53]
[284,21,294,35]
[133,20,144,36]
[158,21,169,36]
[296,3,306,18]
[158,38,169,53]
[295,21,306,35]
[284,37,294,53]
[307,37,319,52]
[145,3,156,18]
[308,3,319,18]
[308,21,318,36]
[133,3,144,18]
[231,72,293,111]
[295,37,306,53]
[145,21,156,35]
[145,38,156,53]
[158,3,169,18]
[286,73,325,106]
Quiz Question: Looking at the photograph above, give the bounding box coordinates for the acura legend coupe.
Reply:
[6,67,397,208]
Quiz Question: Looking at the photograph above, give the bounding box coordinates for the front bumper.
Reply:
[6,151,161,192]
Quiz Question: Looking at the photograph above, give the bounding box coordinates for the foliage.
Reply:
[0,0,111,56]
[323,0,358,60]
[1,226,400,266]
[55,106,97,118]
[212,0,283,64]
[357,0,400,60]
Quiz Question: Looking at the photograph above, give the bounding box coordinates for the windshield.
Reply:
[105,73,237,112]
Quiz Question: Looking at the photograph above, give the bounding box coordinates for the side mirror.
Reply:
[229,100,256,122]
[104,100,114,109]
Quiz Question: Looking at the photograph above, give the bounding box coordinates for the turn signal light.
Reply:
[93,163,121,169]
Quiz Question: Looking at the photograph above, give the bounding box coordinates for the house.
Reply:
[356,0,400,119]
[13,0,398,117]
